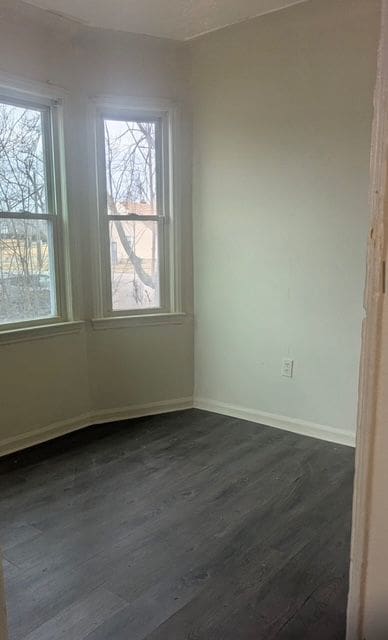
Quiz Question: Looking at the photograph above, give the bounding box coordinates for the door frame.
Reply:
[0,554,7,640]
[347,1,388,637]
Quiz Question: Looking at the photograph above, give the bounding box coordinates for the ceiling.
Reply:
[21,0,308,41]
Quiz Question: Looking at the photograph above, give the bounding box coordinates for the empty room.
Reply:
[0,0,387,638]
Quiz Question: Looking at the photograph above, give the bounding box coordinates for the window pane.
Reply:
[109,220,160,310]
[0,101,48,214]
[0,218,57,324]
[104,119,158,216]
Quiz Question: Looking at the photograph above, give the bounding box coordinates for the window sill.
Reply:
[0,321,85,345]
[91,312,189,330]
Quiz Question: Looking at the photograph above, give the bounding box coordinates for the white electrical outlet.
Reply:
[281,358,294,378]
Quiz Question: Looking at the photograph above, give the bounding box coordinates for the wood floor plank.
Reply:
[0,409,354,640]
[21,588,126,640]
[0,524,41,552]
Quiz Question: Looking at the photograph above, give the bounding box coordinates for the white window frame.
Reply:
[0,74,73,334]
[91,96,183,325]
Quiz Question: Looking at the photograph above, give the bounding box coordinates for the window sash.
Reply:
[0,214,60,327]
[0,93,66,329]
[0,96,55,217]
[96,110,172,316]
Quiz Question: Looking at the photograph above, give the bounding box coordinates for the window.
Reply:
[0,93,65,328]
[96,108,173,315]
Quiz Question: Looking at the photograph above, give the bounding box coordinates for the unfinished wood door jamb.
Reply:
[347,1,388,637]
[0,552,7,640]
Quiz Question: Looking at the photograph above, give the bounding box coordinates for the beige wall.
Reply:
[191,0,380,438]
[0,0,194,454]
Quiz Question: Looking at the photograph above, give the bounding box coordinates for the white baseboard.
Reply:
[193,397,356,447]
[0,397,193,457]
[0,395,355,457]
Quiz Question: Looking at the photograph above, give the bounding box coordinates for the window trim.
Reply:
[0,73,74,334]
[90,95,182,323]
[0,320,84,346]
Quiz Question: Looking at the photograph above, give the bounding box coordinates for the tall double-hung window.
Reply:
[95,104,175,316]
[0,91,66,328]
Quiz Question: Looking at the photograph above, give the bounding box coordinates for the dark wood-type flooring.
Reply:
[0,409,354,639]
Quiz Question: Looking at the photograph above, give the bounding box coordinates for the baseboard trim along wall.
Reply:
[0,397,193,457]
[0,395,356,457]
[193,397,356,448]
